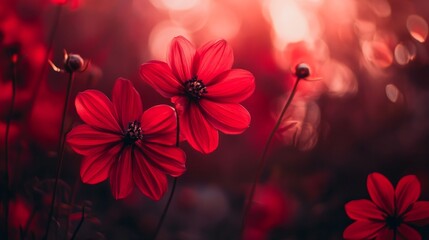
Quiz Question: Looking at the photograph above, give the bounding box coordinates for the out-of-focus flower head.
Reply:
[67,78,186,200]
[50,0,82,9]
[344,172,429,240]
[140,36,255,154]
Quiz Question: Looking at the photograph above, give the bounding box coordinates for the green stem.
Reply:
[239,77,302,238]
[43,72,74,240]
[151,107,181,240]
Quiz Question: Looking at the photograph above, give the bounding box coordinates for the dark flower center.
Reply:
[124,120,143,145]
[184,76,207,101]
[385,215,402,230]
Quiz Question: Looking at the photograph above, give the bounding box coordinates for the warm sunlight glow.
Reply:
[148,22,190,60]
[268,0,310,45]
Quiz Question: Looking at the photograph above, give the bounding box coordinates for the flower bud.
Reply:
[295,63,310,79]
[64,53,85,73]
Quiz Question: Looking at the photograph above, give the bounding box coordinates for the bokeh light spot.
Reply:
[385,84,401,103]
[407,15,428,43]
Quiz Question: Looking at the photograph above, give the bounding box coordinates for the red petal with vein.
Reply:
[403,201,429,226]
[179,101,219,154]
[206,69,255,103]
[345,199,385,221]
[197,39,233,84]
[66,124,122,155]
[80,144,121,184]
[112,78,143,129]
[168,36,196,81]
[133,150,167,200]
[200,100,250,134]
[375,227,394,240]
[75,90,121,132]
[367,173,395,215]
[109,147,134,199]
[139,61,182,98]
[141,105,177,145]
[395,175,421,215]
[397,224,422,240]
[343,221,384,239]
[136,143,186,177]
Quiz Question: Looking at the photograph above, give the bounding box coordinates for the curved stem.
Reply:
[70,206,85,240]
[151,108,181,240]
[239,77,301,237]
[4,55,17,240]
[43,72,74,240]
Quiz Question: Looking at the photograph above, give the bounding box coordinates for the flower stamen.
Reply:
[385,215,402,230]
[184,76,207,101]
[124,120,143,145]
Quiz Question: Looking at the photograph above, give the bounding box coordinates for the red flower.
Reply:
[344,172,429,240]
[139,36,255,154]
[66,78,186,200]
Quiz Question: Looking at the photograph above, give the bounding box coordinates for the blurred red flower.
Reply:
[344,172,429,240]
[51,0,81,9]
[140,36,255,154]
[66,78,186,200]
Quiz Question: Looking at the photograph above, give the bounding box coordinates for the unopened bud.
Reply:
[295,63,310,79]
[64,53,85,73]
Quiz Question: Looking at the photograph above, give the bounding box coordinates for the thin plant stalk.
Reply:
[70,206,85,240]
[29,5,63,107]
[240,76,302,237]
[43,72,74,240]
[4,54,18,240]
[151,108,181,240]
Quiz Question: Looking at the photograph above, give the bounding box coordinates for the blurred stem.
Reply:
[29,5,63,108]
[70,206,85,240]
[65,177,81,236]
[151,108,181,240]
[4,55,17,240]
[43,72,74,240]
[239,77,302,237]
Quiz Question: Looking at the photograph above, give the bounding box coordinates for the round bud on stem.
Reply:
[64,54,85,73]
[295,63,310,79]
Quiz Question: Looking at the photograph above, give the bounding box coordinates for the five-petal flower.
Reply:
[139,36,255,154]
[66,78,186,200]
[344,172,429,240]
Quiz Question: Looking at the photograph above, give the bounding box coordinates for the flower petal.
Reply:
[343,221,384,239]
[345,199,385,221]
[112,78,143,130]
[75,90,121,132]
[80,143,122,184]
[136,142,186,177]
[397,224,422,240]
[141,105,177,146]
[196,39,233,84]
[206,69,255,103]
[139,60,182,98]
[199,100,251,134]
[375,227,394,240]
[109,147,134,199]
[174,98,219,154]
[133,150,167,200]
[66,124,122,155]
[395,175,421,216]
[403,201,429,226]
[367,172,395,215]
[168,36,196,81]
